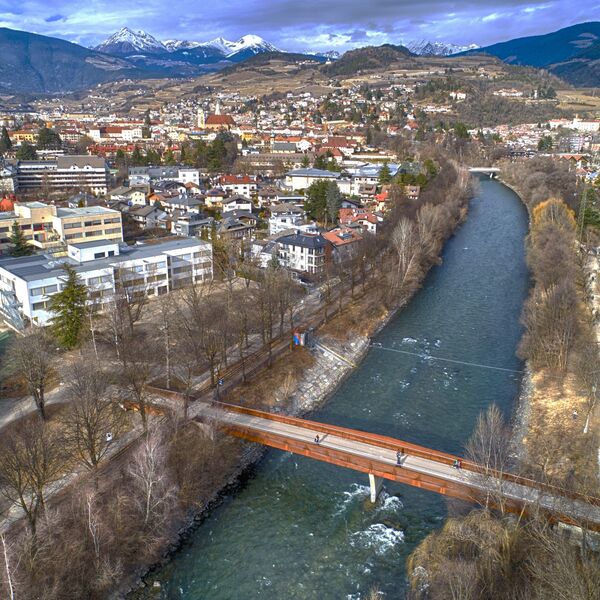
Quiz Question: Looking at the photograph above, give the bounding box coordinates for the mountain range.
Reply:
[95,28,280,64]
[460,21,600,86]
[0,22,596,95]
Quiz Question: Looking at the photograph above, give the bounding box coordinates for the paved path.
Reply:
[197,403,600,531]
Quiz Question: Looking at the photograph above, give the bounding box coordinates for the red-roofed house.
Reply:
[220,175,257,196]
[205,115,236,131]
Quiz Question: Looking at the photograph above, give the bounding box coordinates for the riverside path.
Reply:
[196,401,600,533]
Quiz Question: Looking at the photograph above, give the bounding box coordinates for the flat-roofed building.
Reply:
[12,156,110,195]
[0,237,212,327]
[0,202,123,254]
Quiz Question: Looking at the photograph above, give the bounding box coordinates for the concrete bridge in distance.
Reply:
[195,402,600,532]
[469,167,501,178]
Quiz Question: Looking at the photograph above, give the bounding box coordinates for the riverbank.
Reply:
[126,196,472,598]
[405,174,600,599]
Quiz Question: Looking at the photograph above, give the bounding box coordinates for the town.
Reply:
[0,14,599,600]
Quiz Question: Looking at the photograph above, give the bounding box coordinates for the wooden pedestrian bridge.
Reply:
[195,401,600,532]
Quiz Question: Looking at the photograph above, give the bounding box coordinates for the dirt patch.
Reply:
[222,347,315,410]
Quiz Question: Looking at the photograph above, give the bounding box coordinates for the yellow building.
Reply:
[0,201,123,255]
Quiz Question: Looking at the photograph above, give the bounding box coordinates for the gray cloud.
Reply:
[0,0,596,53]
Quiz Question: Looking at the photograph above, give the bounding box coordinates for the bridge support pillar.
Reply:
[368,473,383,503]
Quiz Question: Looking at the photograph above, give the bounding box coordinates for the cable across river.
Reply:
[369,343,524,374]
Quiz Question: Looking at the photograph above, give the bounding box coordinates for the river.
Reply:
[138,178,530,600]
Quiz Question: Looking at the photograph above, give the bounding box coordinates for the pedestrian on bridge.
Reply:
[396,449,403,466]
[315,434,320,444]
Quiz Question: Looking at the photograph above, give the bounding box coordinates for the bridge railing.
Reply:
[213,402,600,508]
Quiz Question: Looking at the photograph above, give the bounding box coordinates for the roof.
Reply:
[56,206,118,218]
[56,155,107,169]
[270,203,303,215]
[323,228,363,246]
[0,237,208,283]
[285,168,341,179]
[206,115,236,126]
[277,232,327,250]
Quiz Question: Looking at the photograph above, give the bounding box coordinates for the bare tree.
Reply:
[5,331,55,420]
[388,218,422,306]
[0,420,66,536]
[128,427,177,527]
[120,348,156,432]
[0,534,16,600]
[519,281,578,371]
[465,404,512,512]
[61,359,126,470]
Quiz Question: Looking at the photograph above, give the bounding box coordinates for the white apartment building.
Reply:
[268,203,305,235]
[13,156,110,195]
[284,168,341,191]
[277,232,328,275]
[0,237,212,327]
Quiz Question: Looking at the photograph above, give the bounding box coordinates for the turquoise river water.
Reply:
[138,178,530,599]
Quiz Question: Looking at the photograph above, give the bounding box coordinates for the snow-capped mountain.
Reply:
[163,39,202,51]
[311,50,341,60]
[98,29,280,62]
[197,37,236,55]
[406,40,479,56]
[225,35,279,56]
[95,27,167,56]
[194,34,279,58]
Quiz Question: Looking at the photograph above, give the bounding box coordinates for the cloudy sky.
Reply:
[0,0,596,51]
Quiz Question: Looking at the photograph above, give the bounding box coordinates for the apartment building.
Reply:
[277,232,329,275]
[0,201,123,254]
[0,237,212,327]
[10,156,110,195]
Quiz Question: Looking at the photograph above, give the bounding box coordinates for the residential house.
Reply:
[277,232,329,275]
[222,195,253,214]
[220,175,257,197]
[269,203,305,235]
[129,204,169,229]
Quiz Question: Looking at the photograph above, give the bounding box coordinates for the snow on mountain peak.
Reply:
[406,39,479,56]
[96,27,167,54]
[226,34,279,56]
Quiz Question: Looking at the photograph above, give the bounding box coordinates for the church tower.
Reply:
[197,108,205,129]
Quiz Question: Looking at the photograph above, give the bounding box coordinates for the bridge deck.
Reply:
[197,402,600,531]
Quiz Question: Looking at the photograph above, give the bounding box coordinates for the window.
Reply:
[32,301,49,311]
[30,284,57,297]
[104,228,121,235]
[103,217,120,224]
[88,275,108,285]
[94,252,106,259]
[63,222,82,230]
[84,220,102,227]
[108,250,115,257]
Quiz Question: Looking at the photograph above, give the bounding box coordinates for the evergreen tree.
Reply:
[304,180,329,222]
[378,161,392,185]
[9,221,34,256]
[453,122,470,139]
[0,126,12,154]
[15,142,37,160]
[142,111,152,139]
[326,181,342,225]
[301,154,310,168]
[163,149,176,165]
[36,126,62,150]
[49,265,88,349]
